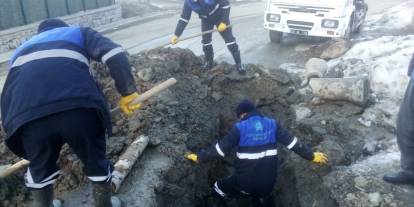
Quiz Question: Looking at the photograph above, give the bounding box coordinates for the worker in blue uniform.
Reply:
[185,100,329,207]
[1,19,141,207]
[171,0,246,74]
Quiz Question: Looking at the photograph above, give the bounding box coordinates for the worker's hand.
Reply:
[312,152,328,165]
[119,92,141,115]
[217,22,228,32]
[185,153,198,163]
[171,35,179,45]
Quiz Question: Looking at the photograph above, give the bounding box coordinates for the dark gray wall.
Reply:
[0,0,26,29]
[0,0,115,30]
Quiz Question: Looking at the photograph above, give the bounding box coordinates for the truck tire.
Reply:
[343,15,353,40]
[355,3,368,33]
[269,30,283,43]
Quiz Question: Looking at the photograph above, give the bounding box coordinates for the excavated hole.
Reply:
[156,100,299,207]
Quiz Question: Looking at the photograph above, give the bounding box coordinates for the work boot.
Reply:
[202,43,214,71]
[209,190,229,207]
[209,196,229,207]
[201,60,214,70]
[383,171,414,185]
[236,64,246,75]
[93,182,121,207]
[31,185,62,207]
[228,46,245,75]
[252,195,275,207]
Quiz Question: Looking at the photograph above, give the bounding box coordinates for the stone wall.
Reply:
[0,4,122,53]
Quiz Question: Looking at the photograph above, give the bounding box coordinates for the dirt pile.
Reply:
[0,48,413,207]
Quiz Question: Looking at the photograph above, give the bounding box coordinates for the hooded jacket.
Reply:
[198,111,314,194]
[1,26,136,157]
[174,0,231,37]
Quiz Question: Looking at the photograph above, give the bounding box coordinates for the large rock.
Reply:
[320,39,351,60]
[309,76,369,106]
[293,104,312,121]
[305,58,328,79]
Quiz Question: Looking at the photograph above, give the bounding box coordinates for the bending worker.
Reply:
[186,100,328,207]
[1,19,140,207]
[171,0,246,74]
[383,54,414,185]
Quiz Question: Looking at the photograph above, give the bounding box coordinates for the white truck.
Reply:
[264,0,368,43]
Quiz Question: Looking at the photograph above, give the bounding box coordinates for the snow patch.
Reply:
[329,35,414,130]
[329,35,414,100]
[364,1,414,32]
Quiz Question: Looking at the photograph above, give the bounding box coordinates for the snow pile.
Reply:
[329,35,414,100]
[364,1,414,32]
[328,35,414,128]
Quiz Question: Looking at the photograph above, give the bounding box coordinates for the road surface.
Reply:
[0,0,410,89]
[106,0,411,68]
[107,1,322,68]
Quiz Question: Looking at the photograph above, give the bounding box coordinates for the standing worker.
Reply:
[185,100,329,207]
[171,0,246,74]
[383,55,414,185]
[1,19,141,207]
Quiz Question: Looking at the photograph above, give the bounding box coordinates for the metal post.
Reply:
[64,0,70,14]
[44,0,50,18]
[18,0,27,24]
[81,0,86,11]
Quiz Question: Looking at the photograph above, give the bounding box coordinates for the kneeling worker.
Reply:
[1,19,141,207]
[171,0,246,74]
[186,100,328,207]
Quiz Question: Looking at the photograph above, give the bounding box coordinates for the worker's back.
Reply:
[234,113,278,196]
[1,26,112,157]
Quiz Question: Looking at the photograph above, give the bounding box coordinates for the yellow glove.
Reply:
[217,22,228,32]
[119,92,141,115]
[312,152,328,165]
[171,35,179,45]
[185,153,198,163]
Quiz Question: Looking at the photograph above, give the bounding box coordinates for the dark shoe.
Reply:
[252,195,275,207]
[383,171,414,185]
[31,185,62,207]
[209,196,229,207]
[209,190,229,207]
[236,64,246,75]
[93,182,121,207]
[201,60,214,70]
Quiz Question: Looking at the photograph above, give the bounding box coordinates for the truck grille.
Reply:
[273,4,334,12]
[289,7,317,13]
[287,20,314,26]
[287,20,314,31]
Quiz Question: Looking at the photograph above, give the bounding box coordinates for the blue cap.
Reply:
[236,99,256,117]
[38,19,68,33]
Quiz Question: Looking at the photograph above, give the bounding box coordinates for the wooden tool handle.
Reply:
[153,25,233,49]
[131,78,176,105]
[111,78,177,115]
[0,159,30,178]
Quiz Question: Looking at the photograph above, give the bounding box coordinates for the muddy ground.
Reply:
[0,48,413,207]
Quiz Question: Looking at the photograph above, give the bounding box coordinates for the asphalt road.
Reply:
[107,1,325,68]
[0,0,410,89]
[107,0,408,69]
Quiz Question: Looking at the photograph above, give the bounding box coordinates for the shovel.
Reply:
[110,77,177,115]
[126,25,233,50]
[0,159,30,178]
